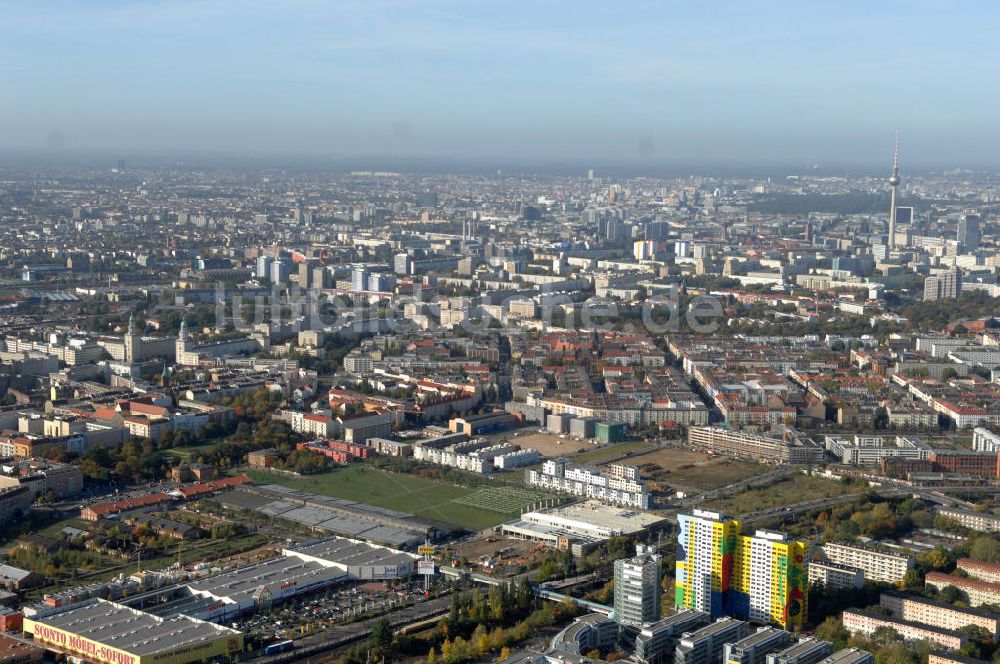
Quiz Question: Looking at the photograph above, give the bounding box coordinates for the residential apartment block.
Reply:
[818,542,914,584]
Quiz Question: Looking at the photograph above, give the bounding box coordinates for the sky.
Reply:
[2,0,999,168]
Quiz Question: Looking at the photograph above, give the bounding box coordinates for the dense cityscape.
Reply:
[0,149,996,664]
[5,1,1000,663]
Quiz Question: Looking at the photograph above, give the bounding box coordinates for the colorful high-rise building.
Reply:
[675,509,741,617]
[729,530,808,631]
[676,511,807,630]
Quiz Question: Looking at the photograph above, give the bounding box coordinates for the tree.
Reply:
[498,647,511,662]
[939,585,963,604]
[901,569,923,590]
[816,617,849,650]
[970,536,1000,564]
[371,617,393,653]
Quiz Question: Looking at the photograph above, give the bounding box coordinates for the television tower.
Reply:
[887,130,901,248]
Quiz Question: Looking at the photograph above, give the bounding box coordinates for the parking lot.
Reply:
[234,578,446,644]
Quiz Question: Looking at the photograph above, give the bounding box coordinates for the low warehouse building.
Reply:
[500,500,667,555]
[23,598,243,664]
[284,537,419,579]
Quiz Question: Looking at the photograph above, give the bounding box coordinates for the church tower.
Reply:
[176,319,191,364]
[124,313,141,364]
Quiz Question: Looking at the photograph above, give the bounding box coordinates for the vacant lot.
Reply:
[620,447,761,492]
[571,441,647,465]
[511,431,592,458]
[701,474,856,515]
[241,466,516,531]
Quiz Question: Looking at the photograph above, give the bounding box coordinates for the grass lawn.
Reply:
[241,466,514,531]
[163,440,220,460]
[570,441,646,465]
[701,474,856,515]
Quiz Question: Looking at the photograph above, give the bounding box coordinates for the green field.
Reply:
[454,486,554,514]
[240,466,519,531]
[163,440,219,460]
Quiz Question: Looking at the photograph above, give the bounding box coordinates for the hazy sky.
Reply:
[3,0,999,167]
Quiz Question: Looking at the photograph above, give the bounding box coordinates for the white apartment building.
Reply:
[973,427,1000,453]
[808,561,864,590]
[819,542,914,584]
[937,507,1000,533]
[525,458,651,509]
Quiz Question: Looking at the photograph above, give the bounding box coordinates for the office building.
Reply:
[674,618,750,664]
[634,609,711,664]
[723,627,794,664]
[766,639,834,664]
[269,259,290,284]
[526,458,652,509]
[351,267,370,292]
[614,544,662,626]
[818,650,873,664]
[958,213,981,251]
[923,268,962,301]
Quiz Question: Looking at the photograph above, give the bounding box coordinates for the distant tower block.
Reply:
[887,131,901,248]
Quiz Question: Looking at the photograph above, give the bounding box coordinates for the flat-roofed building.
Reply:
[501,501,667,556]
[929,652,992,664]
[22,598,243,664]
[842,609,966,650]
[634,609,711,664]
[879,591,1000,638]
[688,427,823,465]
[957,558,1000,584]
[819,542,914,584]
[283,536,418,580]
[614,544,662,626]
[0,633,42,664]
[723,627,794,664]
[808,561,864,591]
[675,618,750,664]
[925,571,1000,607]
[817,650,873,664]
[937,508,1000,533]
[766,638,834,664]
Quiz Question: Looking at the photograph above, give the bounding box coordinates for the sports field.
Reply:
[454,486,554,514]
[240,466,529,531]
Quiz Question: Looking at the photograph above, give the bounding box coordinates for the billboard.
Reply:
[417,561,435,576]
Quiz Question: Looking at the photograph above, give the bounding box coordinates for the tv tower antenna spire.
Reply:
[887,130,901,249]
